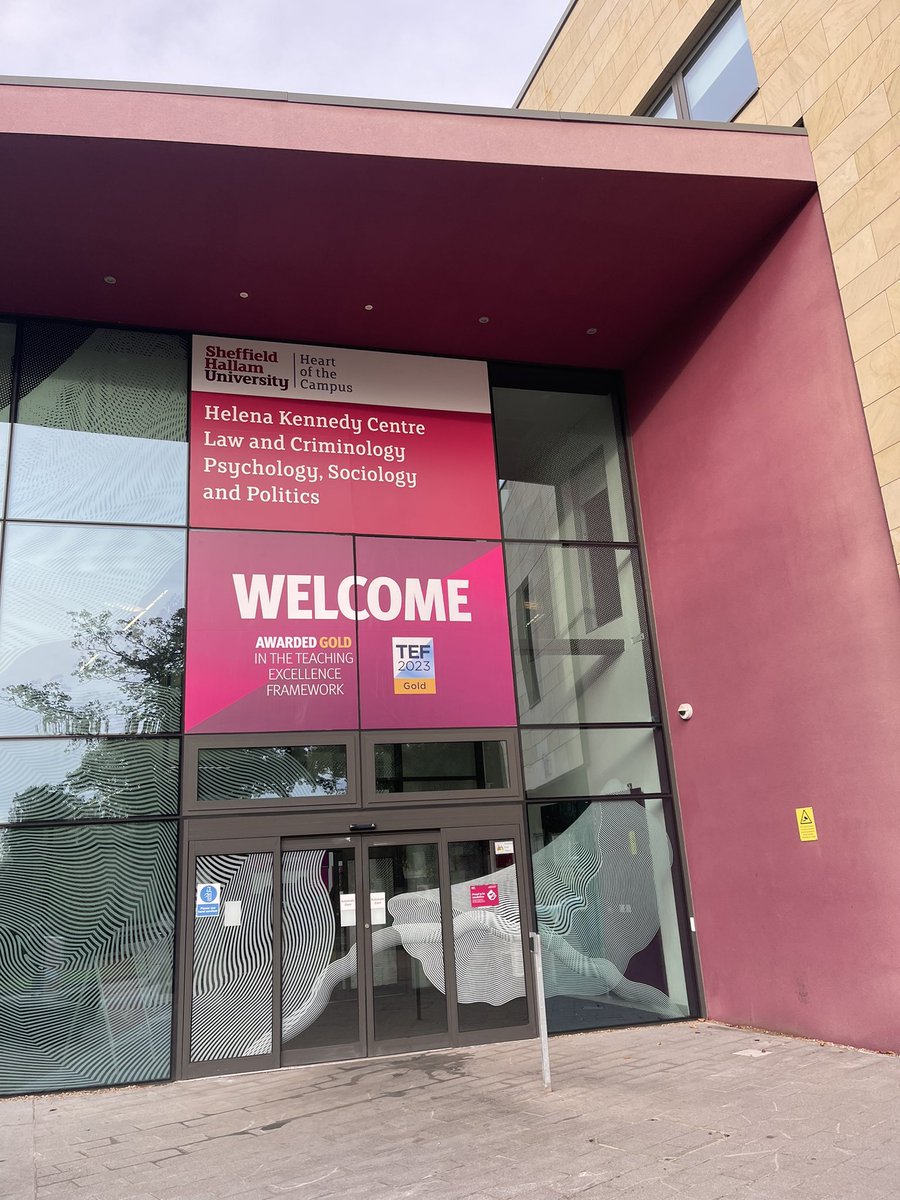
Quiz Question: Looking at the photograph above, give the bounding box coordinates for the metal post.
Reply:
[529,931,552,1091]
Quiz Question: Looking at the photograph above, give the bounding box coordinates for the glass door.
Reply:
[183,819,536,1078]
[363,838,450,1055]
[280,841,365,1066]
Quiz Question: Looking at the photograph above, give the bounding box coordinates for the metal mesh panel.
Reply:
[17,321,187,441]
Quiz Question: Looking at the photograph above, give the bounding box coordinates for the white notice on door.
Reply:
[494,840,514,855]
[222,901,242,927]
[370,892,387,925]
[339,893,356,927]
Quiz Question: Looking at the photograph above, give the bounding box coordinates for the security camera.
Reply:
[677,703,693,721]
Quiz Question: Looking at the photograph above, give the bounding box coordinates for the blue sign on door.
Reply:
[195,882,221,917]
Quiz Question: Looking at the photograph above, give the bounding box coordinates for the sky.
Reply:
[0,0,571,108]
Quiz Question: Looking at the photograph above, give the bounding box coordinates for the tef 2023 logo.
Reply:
[393,637,435,694]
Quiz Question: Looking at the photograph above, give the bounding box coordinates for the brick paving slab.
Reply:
[2,1021,900,1199]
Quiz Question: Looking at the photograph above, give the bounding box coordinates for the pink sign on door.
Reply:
[470,884,500,908]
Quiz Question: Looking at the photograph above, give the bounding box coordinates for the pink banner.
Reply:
[190,337,500,539]
[356,538,517,729]
[184,530,358,733]
[184,532,517,734]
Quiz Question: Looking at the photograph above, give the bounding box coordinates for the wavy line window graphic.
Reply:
[188,801,687,1063]
[0,821,177,1095]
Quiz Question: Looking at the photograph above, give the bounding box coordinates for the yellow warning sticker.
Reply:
[795,807,818,842]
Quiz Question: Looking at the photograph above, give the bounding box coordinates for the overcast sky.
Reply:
[0,0,570,107]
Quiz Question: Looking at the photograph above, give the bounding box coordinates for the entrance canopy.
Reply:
[0,78,814,367]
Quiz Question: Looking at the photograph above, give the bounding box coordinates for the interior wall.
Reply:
[626,194,900,1052]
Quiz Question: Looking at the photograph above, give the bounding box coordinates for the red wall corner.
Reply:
[626,196,900,1052]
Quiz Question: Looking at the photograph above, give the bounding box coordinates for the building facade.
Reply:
[518,0,900,579]
[1,75,899,1096]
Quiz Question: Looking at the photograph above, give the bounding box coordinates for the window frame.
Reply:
[361,728,522,806]
[644,1,758,123]
[182,731,360,814]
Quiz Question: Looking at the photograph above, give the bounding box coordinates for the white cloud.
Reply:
[0,0,570,106]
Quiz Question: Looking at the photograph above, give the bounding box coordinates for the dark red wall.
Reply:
[627,196,900,1052]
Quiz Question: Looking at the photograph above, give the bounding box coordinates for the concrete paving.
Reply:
[2,1021,899,1200]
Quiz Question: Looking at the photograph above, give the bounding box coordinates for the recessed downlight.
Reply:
[478,316,490,324]
[239,291,249,299]
[103,275,117,285]
[364,304,374,311]
[586,327,598,335]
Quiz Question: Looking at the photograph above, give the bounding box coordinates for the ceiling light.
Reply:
[239,291,249,299]
[103,275,117,285]
[586,327,598,335]
[478,316,490,324]
[364,304,374,311]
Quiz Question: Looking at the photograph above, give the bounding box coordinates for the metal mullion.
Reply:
[438,830,461,1044]
[672,70,691,120]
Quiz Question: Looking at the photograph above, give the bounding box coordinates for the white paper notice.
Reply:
[370,892,387,925]
[222,901,242,927]
[494,840,514,855]
[339,893,356,927]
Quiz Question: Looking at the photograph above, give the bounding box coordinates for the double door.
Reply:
[182,823,535,1077]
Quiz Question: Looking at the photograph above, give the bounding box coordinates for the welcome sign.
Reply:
[184,531,516,733]
[189,336,500,539]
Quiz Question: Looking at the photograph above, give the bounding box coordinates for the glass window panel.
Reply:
[521,727,666,799]
[0,523,185,736]
[493,387,635,543]
[368,842,447,1042]
[191,852,274,1061]
[684,5,758,122]
[374,740,509,793]
[0,738,179,824]
[0,321,15,519]
[506,544,658,724]
[282,848,361,1055]
[198,744,348,803]
[9,322,188,524]
[651,91,678,119]
[528,799,692,1033]
[449,839,528,1032]
[0,820,177,1096]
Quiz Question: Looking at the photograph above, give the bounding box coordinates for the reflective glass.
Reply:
[191,852,273,1061]
[0,738,179,824]
[0,523,185,736]
[449,839,528,1032]
[521,727,665,798]
[505,544,657,724]
[281,848,361,1056]
[0,322,14,519]
[198,744,349,803]
[374,740,509,793]
[0,819,177,1095]
[684,5,757,121]
[528,799,692,1032]
[9,323,187,524]
[651,91,678,119]
[494,387,634,543]
[369,841,448,1042]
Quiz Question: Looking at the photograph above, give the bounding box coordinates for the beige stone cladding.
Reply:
[520,0,900,572]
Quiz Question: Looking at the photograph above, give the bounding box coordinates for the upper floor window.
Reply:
[648,3,758,123]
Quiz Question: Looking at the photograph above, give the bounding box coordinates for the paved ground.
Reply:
[2,1021,899,1200]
